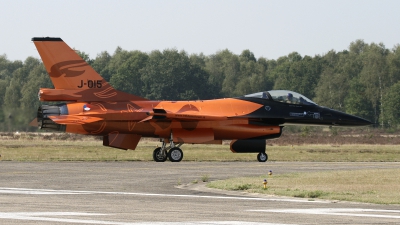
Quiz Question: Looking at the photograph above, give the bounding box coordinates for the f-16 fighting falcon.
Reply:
[32,37,372,162]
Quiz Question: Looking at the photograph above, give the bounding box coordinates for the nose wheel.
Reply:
[257,152,268,162]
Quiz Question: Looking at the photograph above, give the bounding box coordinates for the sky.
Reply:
[1,0,399,61]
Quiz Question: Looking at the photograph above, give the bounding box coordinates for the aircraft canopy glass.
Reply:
[243,91,269,99]
[244,90,316,105]
[268,90,316,105]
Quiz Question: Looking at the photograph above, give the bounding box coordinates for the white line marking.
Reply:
[0,188,86,195]
[0,212,124,224]
[0,187,326,203]
[249,208,400,219]
[0,212,295,225]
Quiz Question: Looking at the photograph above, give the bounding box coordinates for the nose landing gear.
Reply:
[257,152,268,162]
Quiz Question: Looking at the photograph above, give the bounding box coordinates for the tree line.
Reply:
[1,39,400,132]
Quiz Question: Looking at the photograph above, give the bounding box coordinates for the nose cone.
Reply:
[339,114,373,126]
[329,109,372,126]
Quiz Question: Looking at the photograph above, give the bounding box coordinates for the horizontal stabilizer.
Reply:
[48,115,103,125]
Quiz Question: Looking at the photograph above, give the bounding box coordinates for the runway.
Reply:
[0,161,399,224]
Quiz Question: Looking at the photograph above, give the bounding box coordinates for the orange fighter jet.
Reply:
[32,37,372,162]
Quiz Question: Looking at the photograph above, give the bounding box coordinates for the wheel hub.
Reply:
[170,150,182,160]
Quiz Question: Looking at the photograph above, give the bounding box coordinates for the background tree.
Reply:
[141,49,209,100]
[76,51,93,65]
[92,51,112,81]
[382,81,400,128]
[204,50,228,97]
[105,47,132,83]
[110,51,148,96]
[218,50,241,97]
[359,43,389,126]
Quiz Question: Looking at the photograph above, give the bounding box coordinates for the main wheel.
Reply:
[168,147,183,162]
[257,152,268,162]
[153,147,167,162]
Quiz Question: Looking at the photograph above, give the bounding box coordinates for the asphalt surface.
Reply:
[0,161,399,224]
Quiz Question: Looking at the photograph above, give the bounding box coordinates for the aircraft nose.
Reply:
[339,113,373,126]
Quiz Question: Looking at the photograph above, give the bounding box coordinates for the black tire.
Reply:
[153,147,167,162]
[168,147,183,162]
[257,152,268,162]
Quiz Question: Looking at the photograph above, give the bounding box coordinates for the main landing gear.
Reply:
[152,139,183,162]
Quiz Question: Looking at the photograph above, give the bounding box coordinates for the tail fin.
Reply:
[32,37,146,101]
[32,37,107,90]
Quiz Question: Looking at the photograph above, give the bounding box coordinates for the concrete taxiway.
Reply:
[0,161,399,224]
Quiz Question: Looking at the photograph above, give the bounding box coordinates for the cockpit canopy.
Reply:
[244,90,316,105]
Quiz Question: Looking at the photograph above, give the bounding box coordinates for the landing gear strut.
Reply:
[152,135,183,162]
[257,152,268,162]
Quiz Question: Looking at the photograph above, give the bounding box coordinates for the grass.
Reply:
[201,174,210,182]
[207,169,400,204]
[1,136,400,162]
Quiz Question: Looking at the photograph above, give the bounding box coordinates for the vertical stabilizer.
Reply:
[32,37,108,90]
[32,37,146,101]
